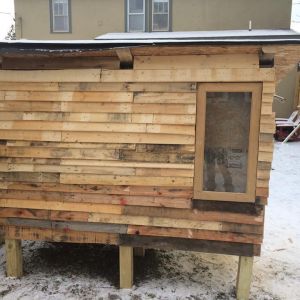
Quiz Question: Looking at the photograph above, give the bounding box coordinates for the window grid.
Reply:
[127,0,146,32]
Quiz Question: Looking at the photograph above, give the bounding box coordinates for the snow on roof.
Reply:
[95,29,300,41]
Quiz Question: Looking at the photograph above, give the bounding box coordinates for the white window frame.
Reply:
[152,0,169,32]
[52,0,70,33]
[127,0,146,32]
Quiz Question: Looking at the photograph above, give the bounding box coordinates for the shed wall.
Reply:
[0,51,275,255]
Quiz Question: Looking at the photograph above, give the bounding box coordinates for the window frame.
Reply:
[127,0,146,33]
[50,0,71,33]
[151,0,170,32]
[194,83,262,203]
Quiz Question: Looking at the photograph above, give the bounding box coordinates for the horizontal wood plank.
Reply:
[4,91,133,103]
[0,69,101,82]
[134,55,259,70]
[101,69,275,83]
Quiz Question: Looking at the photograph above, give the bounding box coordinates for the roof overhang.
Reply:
[1,30,300,55]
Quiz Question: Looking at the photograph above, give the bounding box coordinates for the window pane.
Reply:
[154,0,169,13]
[129,14,144,32]
[54,16,69,32]
[153,14,168,31]
[53,0,68,16]
[203,92,251,193]
[63,2,68,15]
[129,0,144,13]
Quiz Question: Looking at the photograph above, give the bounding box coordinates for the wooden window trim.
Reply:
[194,83,262,203]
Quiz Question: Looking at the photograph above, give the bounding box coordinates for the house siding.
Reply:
[15,0,292,40]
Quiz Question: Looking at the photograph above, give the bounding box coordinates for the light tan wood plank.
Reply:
[101,69,275,83]
[0,82,59,91]
[0,130,62,142]
[0,69,101,82]
[60,174,193,187]
[0,199,122,214]
[61,132,195,144]
[134,92,196,104]
[0,121,147,133]
[134,55,259,70]
[262,82,276,94]
[4,91,133,103]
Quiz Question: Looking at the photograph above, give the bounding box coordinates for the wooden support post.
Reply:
[116,48,133,69]
[119,246,133,289]
[5,239,23,278]
[236,256,254,300]
[134,247,145,257]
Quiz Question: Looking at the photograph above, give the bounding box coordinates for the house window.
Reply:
[152,0,169,31]
[51,0,70,33]
[127,0,146,32]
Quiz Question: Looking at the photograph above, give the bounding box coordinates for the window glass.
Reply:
[203,92,251,193]
[152,0,169,31]
[129,0,144,13]
[52,0,69,32]
[128,0,145,32]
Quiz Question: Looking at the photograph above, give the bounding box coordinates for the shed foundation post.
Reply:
[119,245,133,289]
[236,256,254,300]
[5,239,23,278]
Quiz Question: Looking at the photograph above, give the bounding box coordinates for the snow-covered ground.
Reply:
[0,142,299,300]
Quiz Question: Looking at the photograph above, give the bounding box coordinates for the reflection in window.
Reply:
[152,0,169,31]
[203,92,251,193]
[52,0,70,32]
[128,0,145,32]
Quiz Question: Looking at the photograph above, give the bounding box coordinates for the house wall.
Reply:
[172,0,292,32]
[275,67,298,118]
[14,0,292,40]
[15,0,125,40]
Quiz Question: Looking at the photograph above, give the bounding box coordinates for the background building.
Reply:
[13,0,296,117]
[14,0,292,39]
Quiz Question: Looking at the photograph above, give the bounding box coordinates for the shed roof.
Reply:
[0,30,300,54]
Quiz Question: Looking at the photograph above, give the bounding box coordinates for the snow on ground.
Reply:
[0,142,299,300]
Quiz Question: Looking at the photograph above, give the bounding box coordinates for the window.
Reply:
[126,0,171,32]
[194,83,262,202]
[127,0,146,32]
[51,0,70,33]
[152,0,169,31]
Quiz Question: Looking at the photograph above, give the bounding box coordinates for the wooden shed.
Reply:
[0,30,300,299]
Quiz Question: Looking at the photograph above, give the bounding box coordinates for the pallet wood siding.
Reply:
[0,49,276,256]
